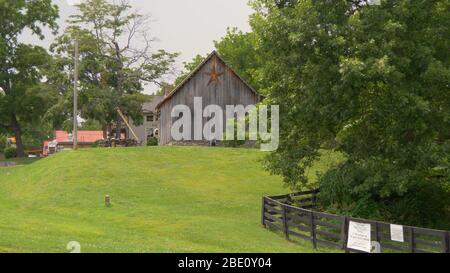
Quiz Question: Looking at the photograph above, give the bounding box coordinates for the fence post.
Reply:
[282,205,289,240]
[286,194,292,205]
[312,189,319,208]
[443,231,449,253]
[261,197,266,228]
[408,227,416,253]
[309,211,317,249]
[448,232,450,253]
[375,222,381,245]
[340,216,348,251]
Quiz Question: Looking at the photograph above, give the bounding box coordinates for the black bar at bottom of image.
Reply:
[0,253,447,272]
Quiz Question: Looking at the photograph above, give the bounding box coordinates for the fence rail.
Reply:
[262,190,450,253]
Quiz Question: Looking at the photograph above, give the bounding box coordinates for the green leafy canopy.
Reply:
[0,0,59,156]
[251,0,449,227]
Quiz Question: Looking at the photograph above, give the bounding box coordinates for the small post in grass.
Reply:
[105,194,111,207]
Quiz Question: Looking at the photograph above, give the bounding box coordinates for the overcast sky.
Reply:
[19,0,254,93]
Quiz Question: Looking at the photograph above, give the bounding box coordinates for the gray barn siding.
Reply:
[158,53,261,145]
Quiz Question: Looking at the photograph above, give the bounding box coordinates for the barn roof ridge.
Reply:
[156,50,263,109]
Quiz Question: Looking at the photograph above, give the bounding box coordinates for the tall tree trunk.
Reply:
[113,42,124,141]
[4,76,25,157]
[10,113,25,157]
[102,124,107,139]
[115,113,122,140]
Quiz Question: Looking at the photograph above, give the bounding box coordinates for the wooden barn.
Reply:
[156,51,263,145]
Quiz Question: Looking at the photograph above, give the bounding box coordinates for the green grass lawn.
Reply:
[0,156,41,166]
[0,146,339,253]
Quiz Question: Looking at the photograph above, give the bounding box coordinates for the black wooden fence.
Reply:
[262,190,450,253]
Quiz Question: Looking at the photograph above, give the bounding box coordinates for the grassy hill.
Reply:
[0,146,338,253]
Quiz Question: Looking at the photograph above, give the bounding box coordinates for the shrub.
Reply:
[222,117,249,148]
[0,135,6,153]
[92,140,104,148]
[318,161,450,229]
[146,137,158,146]
[4,147,17,159]
[222,138,246,148]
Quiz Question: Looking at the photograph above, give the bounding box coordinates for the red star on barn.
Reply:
[205,59,224,86]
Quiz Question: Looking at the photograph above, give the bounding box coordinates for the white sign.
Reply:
[347,221,372,253]
[390,224,404,242]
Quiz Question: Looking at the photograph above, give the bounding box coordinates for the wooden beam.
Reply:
[116,108,140,142]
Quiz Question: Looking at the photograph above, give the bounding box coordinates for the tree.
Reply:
[155,82,175,96]
[253,0,450,227]
[156,54,206,96]
[173,54,207,86]
[214,27,264,92]
[51,0,178,139]
[81,119,103,131]
[0,0,59,157]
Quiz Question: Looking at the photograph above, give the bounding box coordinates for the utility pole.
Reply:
[73,39,79,150]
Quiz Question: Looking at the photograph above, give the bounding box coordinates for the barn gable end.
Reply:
[157,51,263,145]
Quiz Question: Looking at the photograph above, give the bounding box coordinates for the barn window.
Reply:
[147,114,154,122]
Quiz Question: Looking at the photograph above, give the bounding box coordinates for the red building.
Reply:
[43,131,104,156]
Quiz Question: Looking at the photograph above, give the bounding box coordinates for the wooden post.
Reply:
[105,194,111,207]
[344,217,350,253]
[375,222,381,245]
[340,216,348,250]
[442,231,449,253]
[312,191,317,208]
[310,211,317,249]
[286,194,292,205]
[282,205,289,240]
[73,39,79,150]
[261,197,266,228]
[408,227,415,253]
[116,107,140,142]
